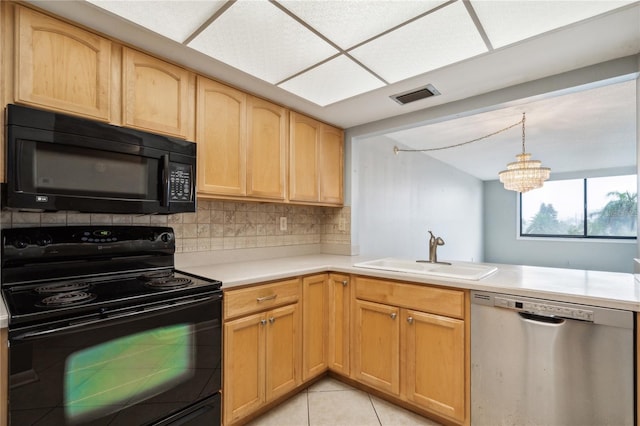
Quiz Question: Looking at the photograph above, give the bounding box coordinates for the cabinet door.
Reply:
[289,112,320,202]
[246,96,287,200]
[302,274,328,381]
[265,303,301,401]
[353,299,400,395]
[223,312,266,424]
[196,77,247,196]
[123,47,193,138]
[319,125,344,204]
[404,309,465,422]
[328,273,350,374]
[15,5,111,121]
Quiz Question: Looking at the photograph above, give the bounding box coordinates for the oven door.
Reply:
[8,294,222,426]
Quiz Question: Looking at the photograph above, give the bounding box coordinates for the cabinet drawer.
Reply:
[354,277,465,319]
[224,279,300,319]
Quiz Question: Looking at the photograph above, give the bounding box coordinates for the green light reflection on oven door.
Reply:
[64,323,194,423]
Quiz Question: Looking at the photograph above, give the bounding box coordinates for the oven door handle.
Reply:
[11,294,222,341]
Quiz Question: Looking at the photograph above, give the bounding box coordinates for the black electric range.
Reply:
[1,225,223,426]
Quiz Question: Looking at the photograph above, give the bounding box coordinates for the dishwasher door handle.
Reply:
[518,311,565,325]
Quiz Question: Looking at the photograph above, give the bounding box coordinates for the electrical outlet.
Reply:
[279,216,287,231]
[338,217,346,231]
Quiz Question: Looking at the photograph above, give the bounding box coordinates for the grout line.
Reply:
[368,393,383,426]
[306,388,311,426]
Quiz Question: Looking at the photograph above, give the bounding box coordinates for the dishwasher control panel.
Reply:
[471,290,634,328]
[493,296,594,321]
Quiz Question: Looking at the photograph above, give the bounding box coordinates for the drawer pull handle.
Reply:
[341,280,348,287]
[257,294,277,303]
[390,312,397,320]
[407,317,414,324]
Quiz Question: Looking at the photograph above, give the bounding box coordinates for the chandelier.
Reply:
[498,113,550,193]
[393,112,551,193]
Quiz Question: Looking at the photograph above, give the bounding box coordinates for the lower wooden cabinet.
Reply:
[327,273,350,375]
[223,280,302,425]
[404,309,465,422]
[302,274,328,380]
[352,277,467,424]
[223,275,468,425]
[353,299,400,394]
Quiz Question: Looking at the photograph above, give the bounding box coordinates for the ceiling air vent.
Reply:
[390,84,440,105]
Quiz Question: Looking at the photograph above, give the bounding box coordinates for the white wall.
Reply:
[484,180,637,272]
[353,135,483,262]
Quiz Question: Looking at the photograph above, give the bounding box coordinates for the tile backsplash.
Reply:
[0,200,351,254]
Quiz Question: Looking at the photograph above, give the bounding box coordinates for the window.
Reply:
[520,175,637,238]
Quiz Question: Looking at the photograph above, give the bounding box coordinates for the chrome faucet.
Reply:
[418,230,451,265]
[428,230,444,263]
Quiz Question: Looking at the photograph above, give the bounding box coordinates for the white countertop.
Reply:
[178,254,640,312]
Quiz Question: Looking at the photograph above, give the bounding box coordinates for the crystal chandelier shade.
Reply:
[498,113,550,193]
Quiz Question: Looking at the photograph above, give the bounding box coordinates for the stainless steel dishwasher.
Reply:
[471,290,634,426]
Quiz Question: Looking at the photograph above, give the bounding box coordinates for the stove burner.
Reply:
[145,277,192,290]
[38,291,97,307]
[139,270,174,281]
[35,282,90,294]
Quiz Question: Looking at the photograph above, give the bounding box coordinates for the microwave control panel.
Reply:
[169,163,193,202]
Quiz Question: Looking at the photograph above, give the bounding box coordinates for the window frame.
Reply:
[519,176,637,240]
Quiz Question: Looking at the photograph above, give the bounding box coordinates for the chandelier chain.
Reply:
[521,112,526,154]
[393,114,525,154]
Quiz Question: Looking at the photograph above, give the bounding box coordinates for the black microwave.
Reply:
[3,104,196,214]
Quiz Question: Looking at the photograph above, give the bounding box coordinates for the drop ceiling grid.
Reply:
[86,0,635,107]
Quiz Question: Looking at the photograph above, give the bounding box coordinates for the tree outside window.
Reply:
[520,175,637,239]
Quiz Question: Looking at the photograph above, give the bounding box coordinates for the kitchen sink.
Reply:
[353,258,497,280]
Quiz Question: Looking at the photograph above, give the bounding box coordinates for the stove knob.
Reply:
[37,234,53,246]
[12,237,30,249]
[160,232,173,243]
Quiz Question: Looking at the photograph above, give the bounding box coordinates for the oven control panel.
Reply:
[2,226,175,259]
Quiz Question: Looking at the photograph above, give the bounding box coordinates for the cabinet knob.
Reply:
[390,312,397,320]
[260,319,267,325]
[269,317,275,324]
[341,280,348,287]
[407,317,414,324]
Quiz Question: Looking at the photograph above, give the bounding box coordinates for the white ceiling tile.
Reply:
[278,55,385,106]
[471,0,636,49]
[279,0,448,49]
[349,1,488,83]
[87,0,226,43]
[187,0,338,84]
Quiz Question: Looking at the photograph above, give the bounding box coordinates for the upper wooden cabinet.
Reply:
[14,5,111,121]
[289,112,344,206]
[196,77,287,201]
[122,47,194,139]
[246,97,288,200]
[196,77,247,196]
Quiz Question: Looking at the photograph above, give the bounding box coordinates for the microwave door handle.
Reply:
[161,154,170,207]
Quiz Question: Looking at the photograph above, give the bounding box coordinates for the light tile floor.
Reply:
[246,377,443,426]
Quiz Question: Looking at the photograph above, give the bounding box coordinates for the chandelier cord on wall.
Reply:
[393,112,551,193]
[393,117,523,154]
